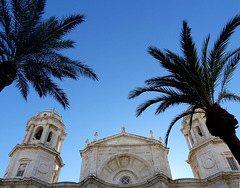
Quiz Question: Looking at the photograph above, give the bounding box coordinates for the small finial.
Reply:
[121,126,125,133]
[94,132,98,141]
[60,116,63,123]
[85,139,89,145]
[150,130,154,139]
[159,137,163,142]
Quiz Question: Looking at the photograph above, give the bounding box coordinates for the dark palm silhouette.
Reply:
[129,15,240,164]
[0,0,98,108]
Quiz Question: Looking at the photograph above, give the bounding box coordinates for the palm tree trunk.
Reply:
[206,104,240,165]
[0,61,17,92]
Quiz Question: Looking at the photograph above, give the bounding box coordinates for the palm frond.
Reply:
[145,76,195,97]
[135,90,201,117]
[208,14,240,99]
[45,81,70,109]
[154,98,183,114]
[15,72,28,99]
[165,110,195,146]
[154,92,204,115]
[55,54,98,81]
[218,91,240,104]
[35,14,84,43]
[24,64,69,108]
[180,21,199,69]
[148,47,176,74]
[218,50,240,103]
[57,14,85,35]
[48,39,76,50]
[28,0,46,24]
[188,105,198,130]
[164,49,209,105]
[128,86,164,99]
[0,0,12,34]
[201,34,211,97]
[136,97,164,117]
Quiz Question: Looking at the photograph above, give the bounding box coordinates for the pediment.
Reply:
[87,132,162,147]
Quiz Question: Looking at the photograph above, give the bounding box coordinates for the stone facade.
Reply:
[80,131,172,185]
[1,110,240,188]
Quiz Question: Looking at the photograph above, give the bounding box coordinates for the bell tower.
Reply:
[3,110,67,183]
[181,110,239,179]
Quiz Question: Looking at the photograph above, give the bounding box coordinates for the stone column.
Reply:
[23,124,34,144]
[40,124,50,144]
[52,130,60,150]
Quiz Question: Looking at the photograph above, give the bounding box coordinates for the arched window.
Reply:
[16,163,27,177]
[34,127,43,140]
[47,131,53,142]
[196,126,203,137]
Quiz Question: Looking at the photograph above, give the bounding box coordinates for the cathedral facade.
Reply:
[0,110,240,187]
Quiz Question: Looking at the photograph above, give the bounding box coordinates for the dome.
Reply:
[37,110,63,123]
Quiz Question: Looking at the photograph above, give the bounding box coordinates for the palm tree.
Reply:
[0,0,98,109]
[129,15,240,164]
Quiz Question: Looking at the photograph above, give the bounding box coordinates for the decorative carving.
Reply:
[38,162,50,174]
[121,126,125,133]
[203,158,215,169]
[150,130,154,139]
[100,154,151,184]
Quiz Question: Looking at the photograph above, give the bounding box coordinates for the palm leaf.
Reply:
[165,110,195,146]
[15,72,28,99]
[218,91,240,104]
[208,15,240,100]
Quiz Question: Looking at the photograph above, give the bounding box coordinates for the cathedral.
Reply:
[0,110,240,188]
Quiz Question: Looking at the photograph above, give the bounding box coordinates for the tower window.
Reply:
[35,127,43,140]
[196,126,203,137]
[227,157,238,170]
[16,163,27,177]
[121,176,130,185]
[47,132,53,142]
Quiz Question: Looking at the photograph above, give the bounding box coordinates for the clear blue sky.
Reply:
[1,0,240,182]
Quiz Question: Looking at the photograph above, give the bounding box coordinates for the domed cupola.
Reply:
[21,110,66,152]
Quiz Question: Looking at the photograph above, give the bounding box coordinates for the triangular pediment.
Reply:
[86,132,162,147]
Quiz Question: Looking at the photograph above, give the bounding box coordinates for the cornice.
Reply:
[1,171,239,187]
[8,144,64,167]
